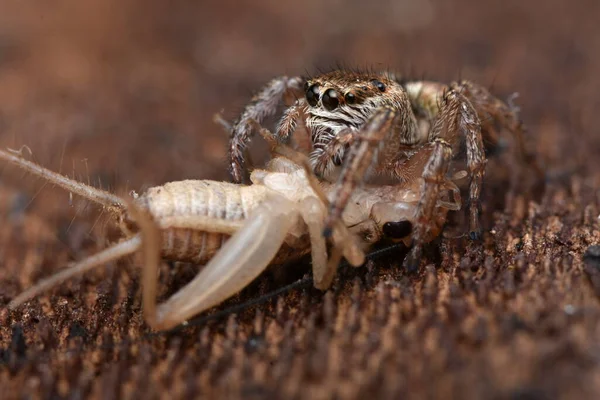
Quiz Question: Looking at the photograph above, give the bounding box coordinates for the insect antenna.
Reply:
[0,147,127,216]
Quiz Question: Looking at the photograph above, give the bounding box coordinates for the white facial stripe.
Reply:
[303,90,409,178]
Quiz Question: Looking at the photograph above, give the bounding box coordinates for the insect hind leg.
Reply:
[143,194,300,331]
[300,196,365,290]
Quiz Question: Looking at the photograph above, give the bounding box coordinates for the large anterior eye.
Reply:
[305,84,320,107]
[322,88,339,110]
[382,220,412,238]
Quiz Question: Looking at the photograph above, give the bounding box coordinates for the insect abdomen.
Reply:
[137,180,268,264]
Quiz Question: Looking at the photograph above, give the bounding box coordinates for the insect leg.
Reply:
[299,196,366,290]
[299,196,330,289]
[8,235,142,309]
[228,76,304,183]
[140,194,300,331]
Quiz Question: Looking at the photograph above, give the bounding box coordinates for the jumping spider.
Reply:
[227,69,535,271]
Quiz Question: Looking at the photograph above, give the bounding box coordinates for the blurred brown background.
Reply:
[0,0,599,399]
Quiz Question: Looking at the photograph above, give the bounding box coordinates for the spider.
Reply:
[226,69,536,272]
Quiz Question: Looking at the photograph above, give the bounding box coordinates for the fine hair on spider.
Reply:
[1,131,461,331]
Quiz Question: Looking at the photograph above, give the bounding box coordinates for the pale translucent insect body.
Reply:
[1,146,459,331]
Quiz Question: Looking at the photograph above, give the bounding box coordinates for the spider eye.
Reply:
[372,80,386,92]
[306,84,320,107]
[382,220,412,239]
[322,89,339,110]
[344,92,356,104]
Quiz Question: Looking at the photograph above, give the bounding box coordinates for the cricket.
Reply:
[1,124,463,331]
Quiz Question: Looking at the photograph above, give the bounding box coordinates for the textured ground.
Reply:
[0,0,599,399]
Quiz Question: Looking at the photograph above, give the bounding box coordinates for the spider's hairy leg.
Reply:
[451,80,519,150]
[322,107,398,237]
[403,138,453,272]
[405,79,537,171]
[229,76,304,183]
[439,88,487,240]
[452,80,544,183]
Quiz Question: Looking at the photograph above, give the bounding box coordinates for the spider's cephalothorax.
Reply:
[301,71,421,178]
[227,69,537,272]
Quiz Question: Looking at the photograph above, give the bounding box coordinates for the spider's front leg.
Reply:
[228,76,304,183]
[402,139,453,272]
[321,107,399,237]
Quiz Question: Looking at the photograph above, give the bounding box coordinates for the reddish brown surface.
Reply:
[0,1,599,398]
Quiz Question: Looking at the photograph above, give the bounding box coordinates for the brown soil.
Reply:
[0,0,599,398]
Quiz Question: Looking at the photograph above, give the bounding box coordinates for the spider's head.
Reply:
[302,71,413,178]
[303,71,406,119]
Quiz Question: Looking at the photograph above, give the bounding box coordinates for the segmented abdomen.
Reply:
[136,180,268,264]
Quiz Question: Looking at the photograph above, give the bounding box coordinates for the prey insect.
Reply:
[1,133,461,331]
[228,70,537,271]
